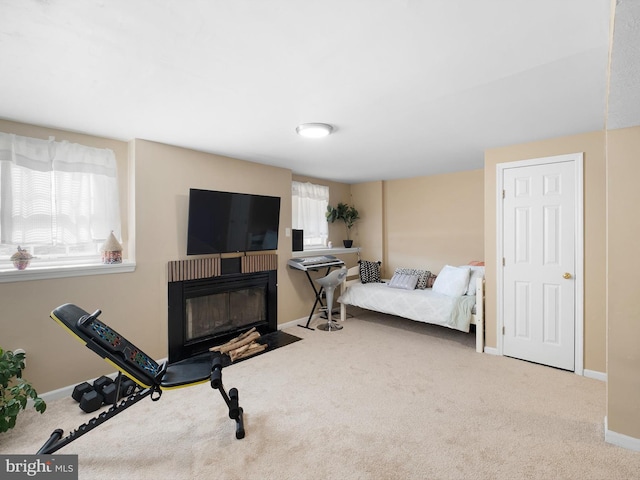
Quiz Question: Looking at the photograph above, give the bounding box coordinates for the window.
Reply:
[291,181,329,247]
[0,132,121,267]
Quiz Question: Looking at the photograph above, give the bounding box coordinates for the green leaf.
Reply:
[6,402,20,417]
[0,417,8,433]
[34,398,46,414]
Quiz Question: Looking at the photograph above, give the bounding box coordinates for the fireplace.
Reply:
[168,269,277,363]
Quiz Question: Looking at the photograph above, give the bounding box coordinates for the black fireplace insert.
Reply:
[168,270,277,363]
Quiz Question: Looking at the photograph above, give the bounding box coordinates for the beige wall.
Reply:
[484,131,607,373]
[350,181,384,263]
[606,126,640,438]
[382,170,484,278]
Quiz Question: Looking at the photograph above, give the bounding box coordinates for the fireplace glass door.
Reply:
[185,286,267,343]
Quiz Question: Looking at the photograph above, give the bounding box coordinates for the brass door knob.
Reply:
[563,272,572,279]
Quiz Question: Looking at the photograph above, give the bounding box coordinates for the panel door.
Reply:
[502,161,575,370]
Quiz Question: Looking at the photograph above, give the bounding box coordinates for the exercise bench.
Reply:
[38,303,244,455]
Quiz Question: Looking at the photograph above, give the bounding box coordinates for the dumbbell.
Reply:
[119,378,137,396]
[76,376,113,413]
[102,378,137,404]
[79,389,104,413]
[71,382,93,402]
[72,376,111,399]
[93,375,113,395]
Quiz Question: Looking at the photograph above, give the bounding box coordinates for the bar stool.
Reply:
[315,267,348,331]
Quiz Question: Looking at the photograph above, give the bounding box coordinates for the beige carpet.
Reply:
[1,310,638,480]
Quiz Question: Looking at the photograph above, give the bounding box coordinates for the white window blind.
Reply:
[0,132,121,264]
[291,181,329,247]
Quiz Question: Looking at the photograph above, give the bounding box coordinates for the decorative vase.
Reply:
[343,240,353,248]
[10,246,33,270]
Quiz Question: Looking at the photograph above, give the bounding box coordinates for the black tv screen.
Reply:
[187,189,281,255]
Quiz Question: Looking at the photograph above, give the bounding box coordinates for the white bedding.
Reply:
[338,282,476,332]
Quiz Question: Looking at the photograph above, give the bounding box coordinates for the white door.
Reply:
[502,160,576,371]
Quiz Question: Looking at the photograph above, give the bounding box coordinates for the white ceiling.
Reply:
[0,0,619,183]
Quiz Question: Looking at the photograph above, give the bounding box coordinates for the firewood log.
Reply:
[211,331,261,354]
[230,342,267,362]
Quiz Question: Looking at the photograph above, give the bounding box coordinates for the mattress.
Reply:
[338,282,476,332]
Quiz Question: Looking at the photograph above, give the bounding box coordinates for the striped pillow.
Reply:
[359,260,382,284]
[388,273,419,290]
[394,268,431,289]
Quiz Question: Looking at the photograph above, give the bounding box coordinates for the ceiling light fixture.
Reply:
[296,123,333,138]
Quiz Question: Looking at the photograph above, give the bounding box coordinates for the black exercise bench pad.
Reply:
[161,353,214,389]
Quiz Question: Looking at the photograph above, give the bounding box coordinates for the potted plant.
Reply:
[326,202,360,248]
[0,348,46,433]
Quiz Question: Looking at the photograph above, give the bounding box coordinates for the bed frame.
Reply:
[339,266,485,353]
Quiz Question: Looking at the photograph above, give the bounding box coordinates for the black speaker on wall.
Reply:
[292,229,303,252]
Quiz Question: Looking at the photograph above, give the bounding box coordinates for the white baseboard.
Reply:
[605,416,640,452]
[483,346,499,355]
[40,384,77,403]
[583,369,607,382]
[278,314,322,331]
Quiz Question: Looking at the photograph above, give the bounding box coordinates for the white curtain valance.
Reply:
[291,181,329,200]
[0,133,118,175]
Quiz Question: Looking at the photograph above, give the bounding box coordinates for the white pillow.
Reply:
[387,273,419,290]
[432,265,471,297]
[460,265,485,295]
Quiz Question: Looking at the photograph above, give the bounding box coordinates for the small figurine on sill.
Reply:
[100,231,123,264]
[10,246,33,270]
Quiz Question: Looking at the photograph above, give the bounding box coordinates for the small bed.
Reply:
[338,264,485,352]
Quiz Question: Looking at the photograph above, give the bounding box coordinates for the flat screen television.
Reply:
[187,188,281,255]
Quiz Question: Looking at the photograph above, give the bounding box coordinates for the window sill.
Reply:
[0,260,136,283]
[293,247,360,257]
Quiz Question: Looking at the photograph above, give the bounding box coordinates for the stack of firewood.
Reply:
[209,327,267,362]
